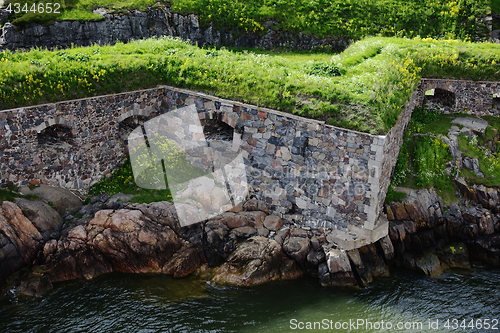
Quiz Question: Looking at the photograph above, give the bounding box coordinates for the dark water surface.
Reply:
[1,267,499,332]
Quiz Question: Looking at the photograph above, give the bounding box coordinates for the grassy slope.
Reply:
[3,0,491,43]
[3,0,160,25]
[1,37,500,134]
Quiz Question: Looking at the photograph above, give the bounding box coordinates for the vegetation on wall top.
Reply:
[2,0,491,42]
[1,36,499,134]
[171,0,491,41]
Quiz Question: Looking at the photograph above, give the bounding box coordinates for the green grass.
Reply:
[390,133,459,205]
[0,185,39,205]
[391,113,499,204]
[459,168,500,187]
[408,105,456,134]
[88,153,208,204]
[2,36,500,134]
[384,185,407,204]
[493,0,500,13]
[87,156,172,203]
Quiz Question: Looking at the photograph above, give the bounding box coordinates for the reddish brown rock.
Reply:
[283,236,310,266]
[263,215,283,231]
[390,202,409,221]
[386,206,395,220]
[0,202,45,282]
[211,236,302,286]
[358,243,389,279]
[162,243,206,277]
[242,199,270,214]
[44,209,184,282]
[234,211,266,227]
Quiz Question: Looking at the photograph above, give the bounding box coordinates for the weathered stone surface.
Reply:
[0,201,44,282]
[478,211,495,235]
[358,243,389,278]
[0,7,348,52]
[414,252,444,277]
[377,235,395,263]
[232,226,257,239]
[467,234,500,266]
[243,199,270,214]
[263,215,283,231]
[104,193,135,210]
[273,228,290,246]
[283,236,310,266]
[211,236,302,286]
[455,177,477,202]
[390,202,409,221]
[347,249,371,287]
[15,198,63,241]
[44,209,184,282]
[13,274,53,297]
[128,201,180,231]
[19,185,82,218]
[162,243,206,277]
[321,248,357,287]
[234,211,266,227]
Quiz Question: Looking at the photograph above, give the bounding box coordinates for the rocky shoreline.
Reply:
[1,181,499,298]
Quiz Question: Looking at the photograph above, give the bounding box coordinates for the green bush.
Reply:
[171,0,490,41]
[307,62,344,77]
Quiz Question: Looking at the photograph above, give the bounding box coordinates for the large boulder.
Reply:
[127,201,181,232]
[19,185,82,217]
[15,198,63,241]
[211,236,302,286]
[162,243,206,278]
[44,209,186,283]
[388,189,442,227]
[320,247,357,287]
[358,243,390,279]
[0,201,44,283]
[283,236,310,266]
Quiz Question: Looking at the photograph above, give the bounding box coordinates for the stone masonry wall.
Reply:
[417,78,500,115]
[0,85,396,249]
[0,4,348,52]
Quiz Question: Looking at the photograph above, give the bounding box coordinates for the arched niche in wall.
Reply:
[190,111,241,174]
[37,124,75,148]
[424,88,456,112]
[117,109,152,145]
[118,115,149,143]
[202,112,235,143]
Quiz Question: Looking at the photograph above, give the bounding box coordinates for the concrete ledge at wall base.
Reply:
[326,216,389,250]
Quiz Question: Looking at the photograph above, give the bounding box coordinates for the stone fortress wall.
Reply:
[1,79,499,249]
